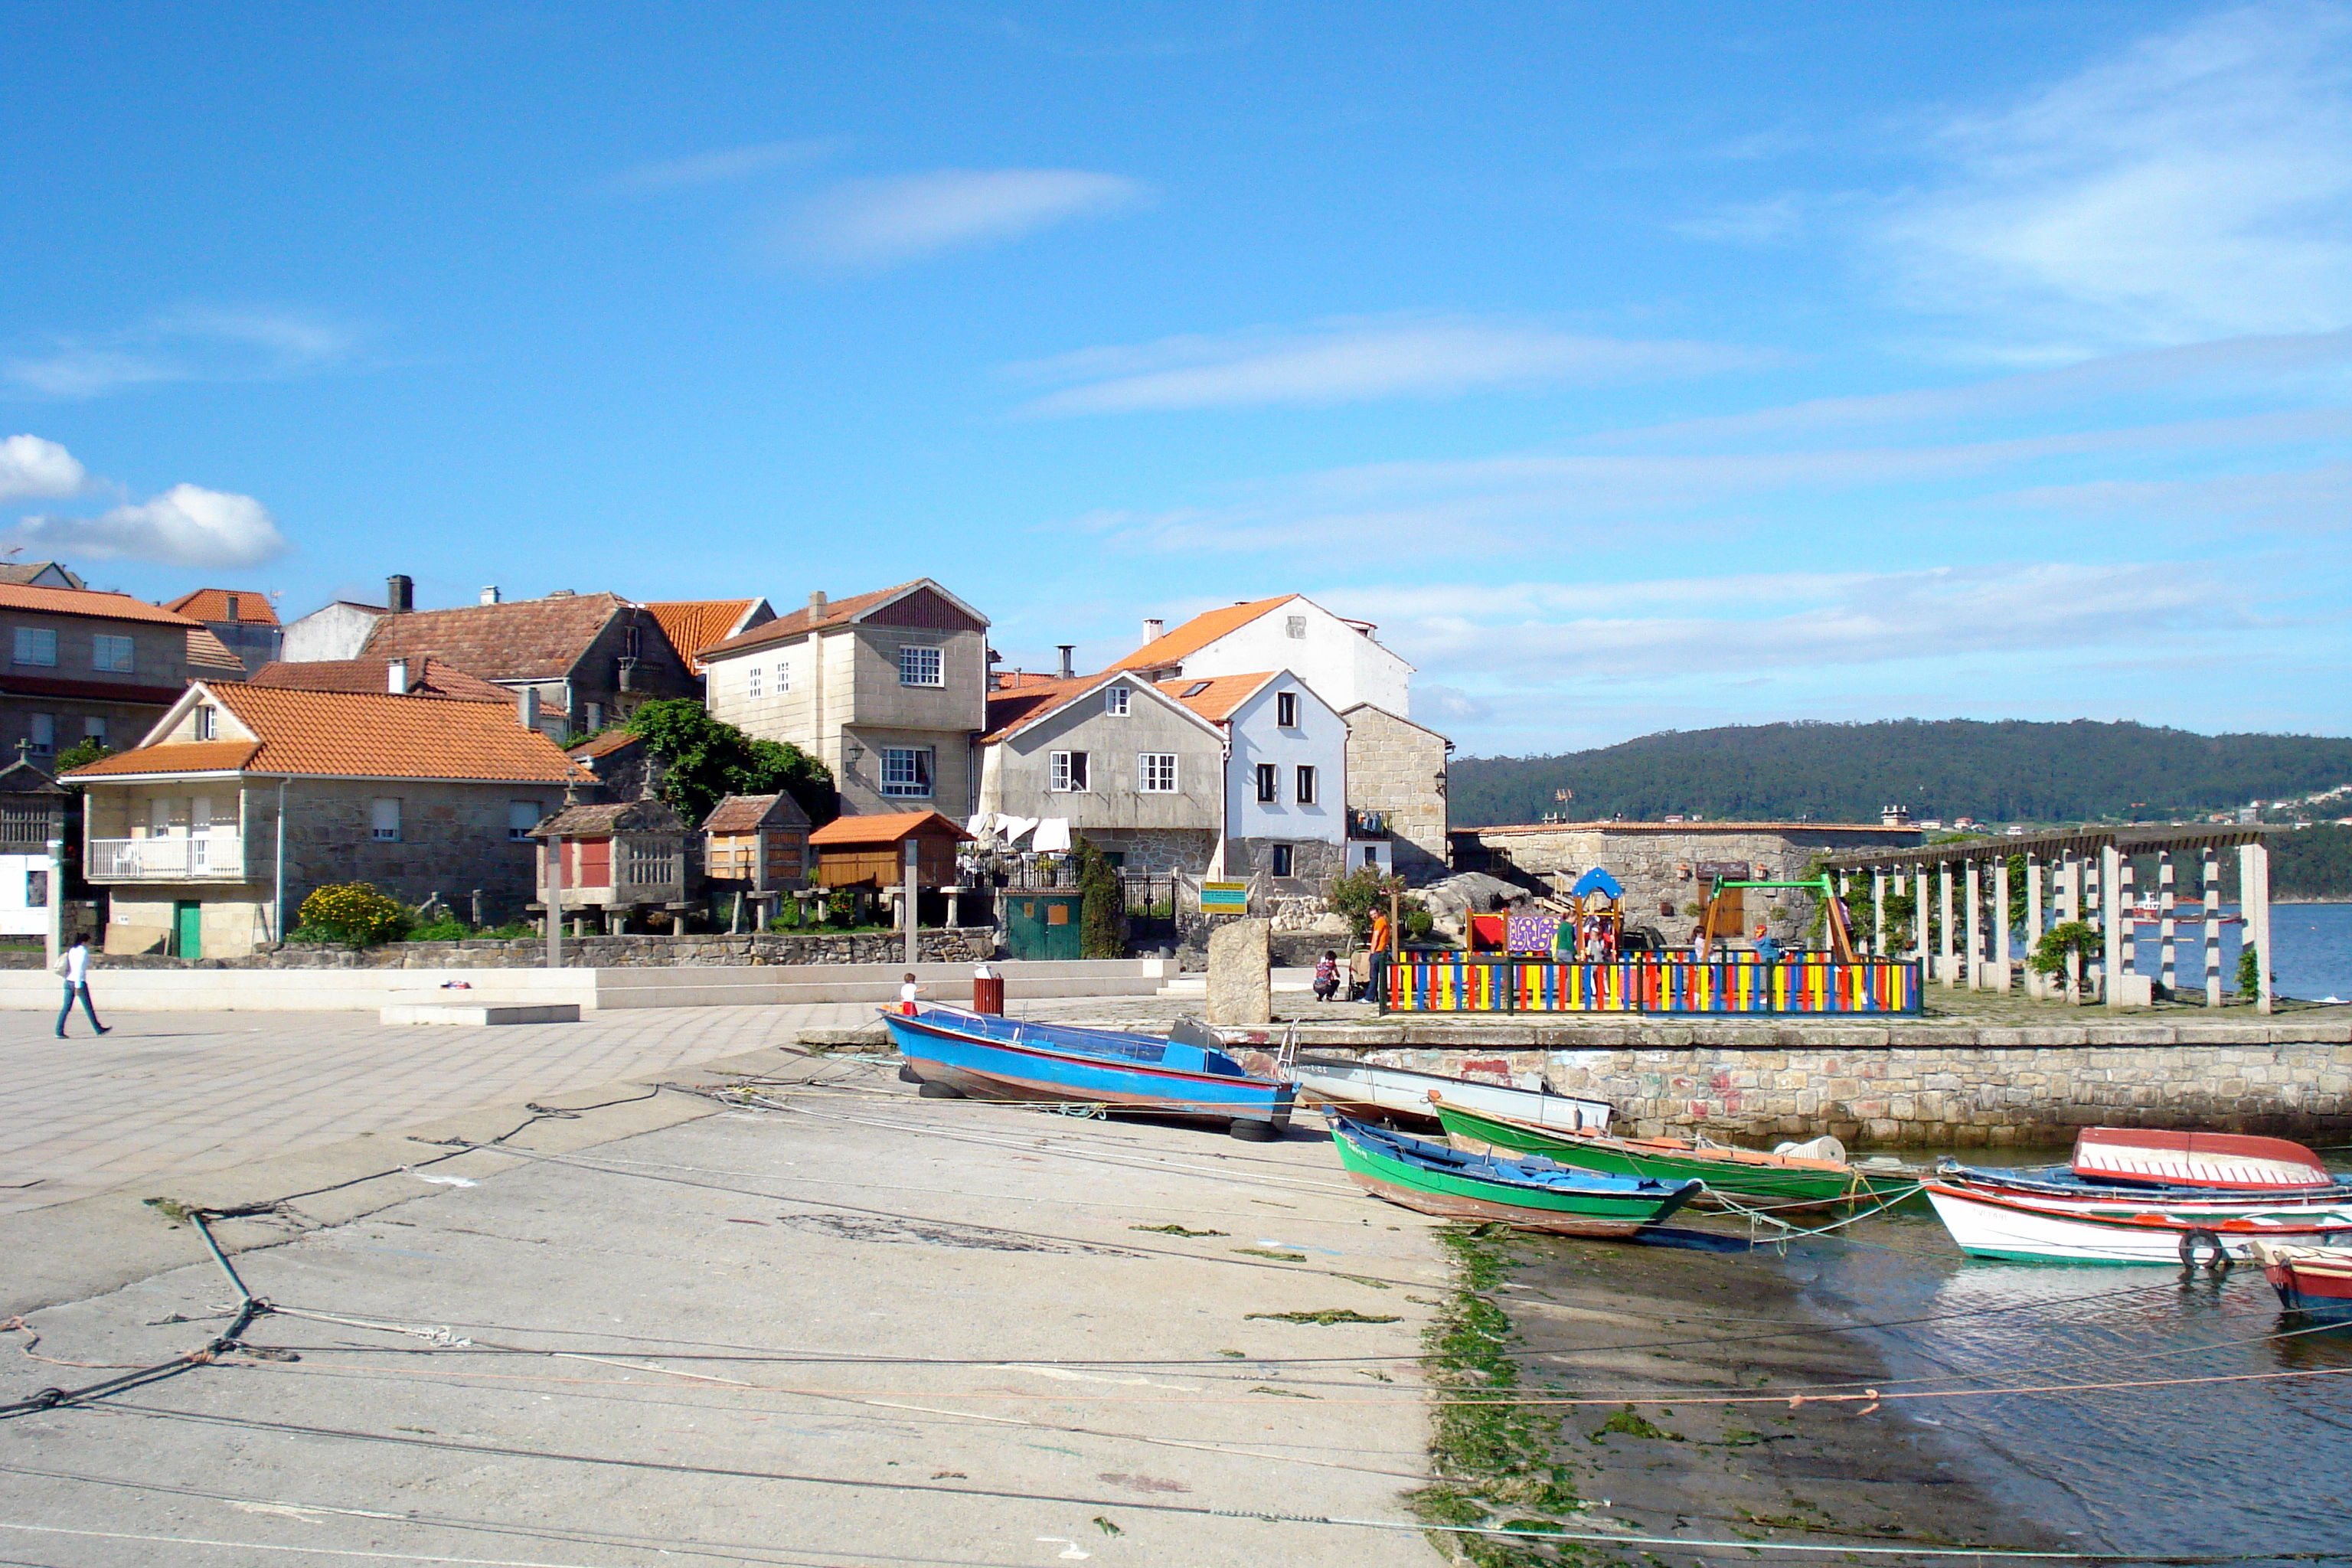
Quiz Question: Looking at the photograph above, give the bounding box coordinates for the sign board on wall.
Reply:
[1200,880,1250,913]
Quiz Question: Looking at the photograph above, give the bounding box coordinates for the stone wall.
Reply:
[1260,1040,2352,1148]
[1341,704,1449,884]
[93,926,1000,971]
[1086,827,1217,874]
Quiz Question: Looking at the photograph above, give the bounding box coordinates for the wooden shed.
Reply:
[808,810,971,890]
[702,791,813,890]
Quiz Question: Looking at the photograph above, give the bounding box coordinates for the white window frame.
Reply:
[1104,685,1130,717]
[897,645,944,688]
[747,665,763,699]
[1137,753,1178,793]
[371,797,403,842]
[91,634,135,673]
[1271,843,1295,877]
[1253,763,1277,803]
[508,800,542,842]
[1048,750,1090,793]
[1276,691,1298,728]
[13,628,56,668]
[193,704,217,740]
[1295,764,1318,805]
[775,659,792,694]
[880,746,934,798]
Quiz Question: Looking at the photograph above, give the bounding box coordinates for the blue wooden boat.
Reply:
[881,1007,1294,1140]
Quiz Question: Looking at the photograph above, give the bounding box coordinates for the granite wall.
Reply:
[93,926,1000,970]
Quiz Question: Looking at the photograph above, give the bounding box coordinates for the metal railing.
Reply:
[88,835,247,881]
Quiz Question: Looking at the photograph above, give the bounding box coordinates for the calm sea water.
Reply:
[2121,900,2352,1002]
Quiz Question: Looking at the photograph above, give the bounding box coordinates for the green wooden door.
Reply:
[1004,893,1083,960]
[172,900,202,960]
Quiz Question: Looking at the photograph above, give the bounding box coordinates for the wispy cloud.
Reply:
[779,168,1147,267]
[8,482,289,568]
[0,436,87,502]
[1877,1,2352,352]
[1010,315,1778,416]
[4,308,361,399]
[600,138,839,194]
[1671,195,1807,246]
[2001,459,2352,532]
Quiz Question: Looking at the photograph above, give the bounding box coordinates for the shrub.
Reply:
[2027,920,2103,995]
[298,883,407,948]
[2237,943,2263,1000]
[1072,835,1125,958]
[407,913,470,942]
[825,886,858,927]
[1326,865,1432,943]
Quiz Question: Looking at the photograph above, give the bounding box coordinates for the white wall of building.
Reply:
[280,603,386,662]
[1174,599,1412,717]
[0,852,46,936]
[1223,672,1348,852]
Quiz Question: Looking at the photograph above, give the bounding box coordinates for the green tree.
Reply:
[2237,943,2263,1001]
[2027,920,2102,997]
[51,738,115,776]
[616,699,834,825]
[1325,865,1435,943]
[1072,834,1124,959]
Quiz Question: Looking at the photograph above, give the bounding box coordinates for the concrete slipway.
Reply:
[0,1055,1449,1567]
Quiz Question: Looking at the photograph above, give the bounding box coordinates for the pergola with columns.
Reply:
[1821,825,2277,1013]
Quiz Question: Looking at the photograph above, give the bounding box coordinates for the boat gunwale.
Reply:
[888,1009,1289,1095]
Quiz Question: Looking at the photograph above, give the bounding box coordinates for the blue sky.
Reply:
[4,1,2349,755]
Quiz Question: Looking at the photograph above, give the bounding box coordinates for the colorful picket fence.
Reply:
[1384,956,1921,1015]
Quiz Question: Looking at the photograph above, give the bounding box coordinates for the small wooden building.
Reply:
[808,810,971,890]
[530,789,691,929]
[703,792,813,890]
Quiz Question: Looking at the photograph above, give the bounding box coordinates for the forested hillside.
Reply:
[1449,720,2352,828]
[2276,825,2352,902]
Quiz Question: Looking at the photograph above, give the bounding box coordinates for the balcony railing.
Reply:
[88,835,247,882]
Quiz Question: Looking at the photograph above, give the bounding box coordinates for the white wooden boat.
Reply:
[1923,1180,2352,1264]
[1285,1054,1610,1133]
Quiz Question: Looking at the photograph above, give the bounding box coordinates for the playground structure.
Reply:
[1395,864,1919,1015]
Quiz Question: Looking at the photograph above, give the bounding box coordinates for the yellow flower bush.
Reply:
[299,882,407,947]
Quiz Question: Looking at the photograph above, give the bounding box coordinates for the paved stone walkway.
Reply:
[0,1003,884,1219]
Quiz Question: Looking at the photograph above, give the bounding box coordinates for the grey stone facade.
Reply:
[1341,704,1449,884]
[1083,827,1218,873]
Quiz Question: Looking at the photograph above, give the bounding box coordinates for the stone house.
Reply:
[279,598,390,662]
[163,588,283,675]
[1341,704,1452,884]
[0,562,83,590]
[64,681,589,959]
[0,582,209,764]
[1450,819,1926,946]
[701,580,990,819]
[1161,671,1348,891]
[1115,593,1415,717]
[975,670,1227,873]
[642,599,774,689]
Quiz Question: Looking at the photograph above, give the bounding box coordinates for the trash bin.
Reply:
[972,963,1004,1015]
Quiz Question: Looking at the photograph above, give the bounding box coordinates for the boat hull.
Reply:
[1289,1056,1610,1132]
[1331,1119,1700,1237]
[1924,1182,2352,1264]
[1432,1099,1911,1209]
[2251,1242,2352,1323]
[883,1009,1292,1129]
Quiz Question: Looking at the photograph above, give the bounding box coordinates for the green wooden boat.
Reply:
[1329,1116,1704,1236]
[1429,1093,1917,1210]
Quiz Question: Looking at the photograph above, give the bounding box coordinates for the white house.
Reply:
[1116,594,1413,718]
[1159,671,1348,890]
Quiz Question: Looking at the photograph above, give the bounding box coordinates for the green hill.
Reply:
[1448,719,2352,828]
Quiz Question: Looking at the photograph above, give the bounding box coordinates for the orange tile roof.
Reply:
[1113,596,1297,671]
[248,657,511,703]
[163,587,280,626]
[980,675,1100,743]
[63,684,590,783]
[701,582,918,658]
[0,582,200,628]
[808,810,974,846]
[568,729,643,760]
[1157,671,1278,723]
[643,599,764,674]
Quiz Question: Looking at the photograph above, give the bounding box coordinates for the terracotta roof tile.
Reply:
[703,792,812,834]
[249,658,512,703]
[644,599,765,674]
[532,797,684,836]
[164,588,280,626]
[808,810,973,847]
[980,675,1101,743]
[185,628,249,676]
[358,593,624,681]
[62,684,590,783]
[701,581,921,658]
[1114,596,1296,671]
[0,583,201,628]
[1157,671,1278,723]
[567,730,643,760]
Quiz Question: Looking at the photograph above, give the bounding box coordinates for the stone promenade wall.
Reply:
[90,927,1000,972]
[1265,1040,2352,1148]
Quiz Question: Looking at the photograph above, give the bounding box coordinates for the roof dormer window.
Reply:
[194,704,217,741]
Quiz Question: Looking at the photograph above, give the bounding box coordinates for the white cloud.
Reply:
[1880,2,2352,350]
[2001,459,2352,531]
[1671,195,1806,246]
[601,139,838,194]
[5,308,359,399]
[1011,316,1776,416]
[8,484,289,568]
[0,436,86,502]
[782,168,1146,266]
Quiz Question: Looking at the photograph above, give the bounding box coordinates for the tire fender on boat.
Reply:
[2179,1227,2232,1272]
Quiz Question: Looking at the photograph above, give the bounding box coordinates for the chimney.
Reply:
[1056,645,1075,679]
[479,586,501,606]
[224,595,240,623]
[1141,618,1164,644]
[519,688,541,732]
[387,574,413,614]
[808,590,827,619]
[386,658,410,694]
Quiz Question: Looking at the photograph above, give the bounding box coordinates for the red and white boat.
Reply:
[2250,1242,2352,1323]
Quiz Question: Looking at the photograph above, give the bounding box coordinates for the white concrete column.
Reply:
[1871,870,1886,958]
[2158,850,2177,998]
[1965,860,1984,989]
[2241,841,2273,1014]
[903,837,920,968]
[1938,862,1956,988]
[2024,854,2045,998]
[2203,847,2223,1008]
[2060,851,2083,1004]
[2117,852,2138,976]
[1994,854,2012,993]
[1914,869,1930,966]
[2099,844,2122,1008]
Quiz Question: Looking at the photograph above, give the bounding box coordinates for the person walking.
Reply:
[55,934,108,1037]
